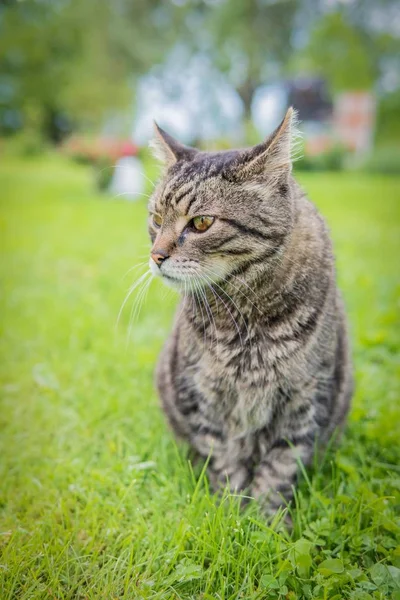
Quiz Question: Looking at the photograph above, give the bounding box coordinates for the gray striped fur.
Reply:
[148,109,353,515]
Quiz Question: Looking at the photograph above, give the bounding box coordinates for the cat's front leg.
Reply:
[192,430,254,494]
[250,433,315,515]
[208,453,253,494]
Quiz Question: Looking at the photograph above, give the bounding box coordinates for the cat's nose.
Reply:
[151,249,169,267]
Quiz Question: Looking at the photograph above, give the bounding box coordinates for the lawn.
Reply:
[0,156,399,599]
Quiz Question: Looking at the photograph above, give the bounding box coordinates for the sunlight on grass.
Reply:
[1,157,399,599]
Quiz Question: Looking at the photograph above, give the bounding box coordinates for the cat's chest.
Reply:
[197,325,280,384]
[193,348,279,434]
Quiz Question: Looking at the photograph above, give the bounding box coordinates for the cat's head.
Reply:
[148,107,298,291]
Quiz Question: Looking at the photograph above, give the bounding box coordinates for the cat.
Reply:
[147,107,353,516]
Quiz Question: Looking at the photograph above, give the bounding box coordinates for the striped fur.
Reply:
[148,109,353,515]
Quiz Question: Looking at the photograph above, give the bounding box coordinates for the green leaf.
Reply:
[297,553,312,569]
[388,566,400,589]
[348,568,363,579]
[318,558,345,576]
[370,563,400,590]
[289,539,313,577]
[260,574,279,589]
[170,560,203,583]
[370,563,388,587]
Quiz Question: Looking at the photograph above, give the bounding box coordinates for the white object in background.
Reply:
[109,156,145,201]
[252,84,287,137]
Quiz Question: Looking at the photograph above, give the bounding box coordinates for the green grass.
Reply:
[1,156,400,599]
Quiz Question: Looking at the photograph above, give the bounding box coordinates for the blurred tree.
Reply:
[179,0,399,118]
[306,13,375,90]
[1,0,75,139]
[375,89,400,144]
[196,0,298,119]
[0,0,187,140]
[1,0,398,141]
[294,0,400,93]
[302,11,398,92]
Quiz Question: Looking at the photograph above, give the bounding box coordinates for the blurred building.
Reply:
[334,92,376,154]
[133,52,244,147]
[132,56,376,157]
[253,78,376,156]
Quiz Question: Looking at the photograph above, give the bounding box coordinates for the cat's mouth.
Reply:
[149,258,196,290]
[161,272,183,283]
[159,269,202,291]
[149,258,220,291]
[149,257,228,292]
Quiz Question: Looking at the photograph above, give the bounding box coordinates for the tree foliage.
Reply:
[0,0,187,137]
[199,0,298,115]
[303,8,400,93]
[0,0,399,139]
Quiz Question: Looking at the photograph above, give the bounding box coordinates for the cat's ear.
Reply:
[150,122,198,167]
[227,107,299,182]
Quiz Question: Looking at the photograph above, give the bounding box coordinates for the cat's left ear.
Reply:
[150,122,198,168]
[226,107,299,182]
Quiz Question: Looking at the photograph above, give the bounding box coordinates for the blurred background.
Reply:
[1,3,400,594]
[1,0,400,188]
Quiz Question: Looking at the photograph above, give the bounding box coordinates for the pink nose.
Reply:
[151,250,169,266]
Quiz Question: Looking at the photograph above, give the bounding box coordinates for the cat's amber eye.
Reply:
[192,216,215,232]
[152,213,162,228]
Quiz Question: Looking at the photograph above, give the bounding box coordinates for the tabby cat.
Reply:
[147,108,353,515]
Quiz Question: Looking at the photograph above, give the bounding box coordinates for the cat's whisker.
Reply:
[96,165,154,189]
[193,283,207,348]
[115,167,157,190]
[112,191,152,200]
[200,273,244,350]
[159,282,175,303]
[204,270,257,359]
[177,280,188,322]
[141,171,157,190]
[202,271,251,337]
[121,261,149,281]
[202,264,262,315]
[126,274,153,345]
[203,260,261,303]
[197,277,218,354]
[116,270,151,329]
[135,275,153,324]
[127,277,151,332]
[199,276,222,356]
[174,278,190,324]
[227,273,262,303]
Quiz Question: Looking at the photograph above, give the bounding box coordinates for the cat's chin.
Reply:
[149,259,197,291]
[159,272,205,292]
[160,274,189,291]
[149,258,228,292]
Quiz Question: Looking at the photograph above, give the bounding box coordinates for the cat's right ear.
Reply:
[150,122,198,167]
[224,107,299,184]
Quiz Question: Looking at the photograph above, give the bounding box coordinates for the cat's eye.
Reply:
[152,214,162,228]
[191,216,215,232]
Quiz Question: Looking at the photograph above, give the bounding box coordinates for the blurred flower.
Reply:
[60,136,139,164]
